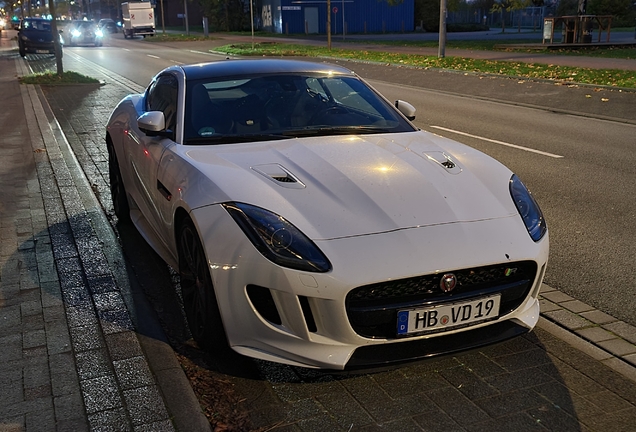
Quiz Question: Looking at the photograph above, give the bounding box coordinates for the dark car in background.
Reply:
[98,18,118,34]
[67,20,103,46]
[18,18,61,57]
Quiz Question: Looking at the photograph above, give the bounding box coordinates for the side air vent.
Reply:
[252,164,306,189]
[247,285,282,325]
[298,296,317,333]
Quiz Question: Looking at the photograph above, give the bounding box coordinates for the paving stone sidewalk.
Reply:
[0,34,209,432]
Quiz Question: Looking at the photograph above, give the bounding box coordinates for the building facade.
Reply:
[258,0,414,34]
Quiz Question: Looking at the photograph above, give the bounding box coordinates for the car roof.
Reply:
[180,59,355,81]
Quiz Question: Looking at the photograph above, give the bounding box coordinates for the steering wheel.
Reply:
[309,106,352,125]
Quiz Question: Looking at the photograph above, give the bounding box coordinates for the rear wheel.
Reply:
[107,141,131,223]
[178,217,227,351]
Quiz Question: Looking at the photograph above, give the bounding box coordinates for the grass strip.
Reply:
[143,33,214,42]
[19,71,100,85]
[218,43,636,88]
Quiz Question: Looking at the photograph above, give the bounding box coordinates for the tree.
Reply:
[48,0,63,76]
[198,0,248,31]
[414,0,462,32]
[491,0,531,32]
[587,0,631,16]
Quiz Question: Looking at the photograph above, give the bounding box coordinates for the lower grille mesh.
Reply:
[346,261,537,338]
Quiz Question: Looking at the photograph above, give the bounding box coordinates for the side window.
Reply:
[145,74,179,135]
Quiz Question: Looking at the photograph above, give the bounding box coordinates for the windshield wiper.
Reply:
[282,125,394,138]
[185,133,290,145]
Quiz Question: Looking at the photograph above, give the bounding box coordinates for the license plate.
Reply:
[397,295,501,336]
[36,50,50,54]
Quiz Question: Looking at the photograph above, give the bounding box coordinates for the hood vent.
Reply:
[424,152,462,175]
[252,164,306,189]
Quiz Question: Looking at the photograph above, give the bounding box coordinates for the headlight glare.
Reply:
[510,174,546,242]
[223,202,331,272]
[71,29,81,37]
[96,29,104,37]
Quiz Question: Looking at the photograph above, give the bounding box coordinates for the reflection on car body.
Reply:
[105,59,549,371]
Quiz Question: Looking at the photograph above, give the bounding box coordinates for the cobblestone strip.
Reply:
[539,284,636,381]
[16,57,174,431]
[0,51,88,431]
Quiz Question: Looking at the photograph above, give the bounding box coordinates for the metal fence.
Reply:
[448,6,559,30]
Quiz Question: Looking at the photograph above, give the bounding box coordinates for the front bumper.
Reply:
[192,205,549,370]
[22,41,55,54]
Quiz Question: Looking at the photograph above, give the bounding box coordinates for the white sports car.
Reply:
[106,59,548,370]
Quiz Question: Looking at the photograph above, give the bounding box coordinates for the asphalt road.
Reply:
[59,32,636,330]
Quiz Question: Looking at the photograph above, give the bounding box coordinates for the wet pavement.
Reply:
[2,29,636,431]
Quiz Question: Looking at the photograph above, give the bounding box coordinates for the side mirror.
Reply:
[138,111,166,134]
[395,100,416,121]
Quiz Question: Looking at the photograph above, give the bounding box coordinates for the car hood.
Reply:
[20,29,54,41]
[180,131,518,240]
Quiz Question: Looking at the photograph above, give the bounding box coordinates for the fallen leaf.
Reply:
[585,95,591,98]
[601,98,609,102]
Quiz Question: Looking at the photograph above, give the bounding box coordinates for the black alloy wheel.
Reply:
[107,141,131,223]
[178,217,227,351]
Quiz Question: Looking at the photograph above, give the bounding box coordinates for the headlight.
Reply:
[509,174,546,242]
[71,29,81,37]
[21,35,29,41]
[95,29,104,37]
[223,202,331,272]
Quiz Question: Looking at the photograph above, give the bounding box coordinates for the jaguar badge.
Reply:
[440,273,457,292]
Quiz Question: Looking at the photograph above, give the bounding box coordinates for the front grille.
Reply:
[346,261,537,338]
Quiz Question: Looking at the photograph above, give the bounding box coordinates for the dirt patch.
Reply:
[175,343,257,432]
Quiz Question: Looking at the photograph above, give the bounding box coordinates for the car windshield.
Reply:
[76,21,96,29]
[183,73,415,145]
[22,20,51,31]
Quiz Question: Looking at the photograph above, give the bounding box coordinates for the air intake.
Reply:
[252,164,306,189]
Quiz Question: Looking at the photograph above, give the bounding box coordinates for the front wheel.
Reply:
[107,142,131,223]
[178,218,227,351]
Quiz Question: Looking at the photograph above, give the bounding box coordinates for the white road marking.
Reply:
[188,50,228,57]
[430,126,564,159]
[147,54,160,59]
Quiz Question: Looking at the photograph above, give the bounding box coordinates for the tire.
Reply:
[178,217,228,351]
[107,141,131,224]
[19,43,25,57]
